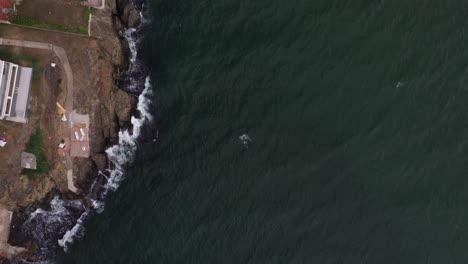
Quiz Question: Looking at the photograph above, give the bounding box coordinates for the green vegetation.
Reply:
[83,7,96,20]
[11,16,88,35]
[0,47,42,80]
[22,128,50,179]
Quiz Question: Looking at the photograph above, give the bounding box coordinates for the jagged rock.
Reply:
[122,2,141,28]
[89,105,109,152]
[92,153,108,171]
[91,9,128,68]
[112,14,125,31]
[113,88,137,127]
[73,159,96,191]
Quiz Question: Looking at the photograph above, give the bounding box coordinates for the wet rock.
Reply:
[122,2,141,28]
[112,14,125,31]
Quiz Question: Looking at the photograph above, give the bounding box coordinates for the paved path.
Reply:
[0,38,78,193]
[0,209,11,243]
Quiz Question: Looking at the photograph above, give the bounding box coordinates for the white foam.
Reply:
[91,199,105,214]
[239,134,252,148]
[105,76,153,191]
[58,212,88,252]
[122,28,138,64]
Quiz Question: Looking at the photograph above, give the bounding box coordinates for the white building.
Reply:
[0,59,32,123]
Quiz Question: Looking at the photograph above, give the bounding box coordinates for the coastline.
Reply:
[0,0,150,262]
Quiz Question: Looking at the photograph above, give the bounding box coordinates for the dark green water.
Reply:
[59,0,468,263]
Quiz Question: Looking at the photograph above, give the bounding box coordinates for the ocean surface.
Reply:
[51,0,468,263]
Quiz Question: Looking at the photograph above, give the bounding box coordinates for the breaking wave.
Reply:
[105,76,153,191]
[21,197,85,258]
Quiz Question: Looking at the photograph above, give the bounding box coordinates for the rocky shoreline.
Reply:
[1,0,145,262]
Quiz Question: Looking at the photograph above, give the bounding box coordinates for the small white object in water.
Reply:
[396,81,404,88]
[239,134,252,148]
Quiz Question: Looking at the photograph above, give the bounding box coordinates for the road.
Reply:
[0,38,78,193]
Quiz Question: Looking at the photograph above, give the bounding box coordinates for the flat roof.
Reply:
[0,60,33,123]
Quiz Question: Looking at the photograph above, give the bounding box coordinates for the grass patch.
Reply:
[0,47,42,80]
[11,15,88,35]
[83,7,96,20]
[22,128,50,179]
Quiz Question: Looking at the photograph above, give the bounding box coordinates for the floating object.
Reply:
[0,141,6,147]
[61,114,67,122]
[239,133,252,148]
[59,142,66,149]
[80,128,85,137]
[82,147,86,151]
[51,63,56,68]
[74,131,79,140]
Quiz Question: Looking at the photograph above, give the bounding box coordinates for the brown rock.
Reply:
[73,159,96,191]
[113,88,137,127]
[92,153,108,171]
[122,3,141,28]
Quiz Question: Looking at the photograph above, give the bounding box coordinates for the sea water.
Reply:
[53,0,468,263]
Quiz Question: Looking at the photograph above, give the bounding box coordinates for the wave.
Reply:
[105,76,153,191]
[21,197,84,259]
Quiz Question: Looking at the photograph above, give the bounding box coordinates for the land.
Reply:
[11,0,90,34]
[0,0,142,261]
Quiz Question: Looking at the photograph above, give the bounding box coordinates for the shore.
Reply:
[0,0,144,261]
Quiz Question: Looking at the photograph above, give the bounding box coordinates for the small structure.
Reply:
[20,152,37,170]
[0,0,12,22]
[0,60,33,123]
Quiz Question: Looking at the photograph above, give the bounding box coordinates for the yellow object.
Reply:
[56,102,66,115]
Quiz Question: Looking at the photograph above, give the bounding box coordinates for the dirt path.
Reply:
[0,38,78,193]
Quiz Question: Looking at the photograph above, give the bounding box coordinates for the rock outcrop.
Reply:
[85,0,139,177]
[121,2,141,28]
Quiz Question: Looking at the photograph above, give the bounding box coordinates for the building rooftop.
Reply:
[0,0,12,22]
[0,60,32,123]
[20,152,37,170]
